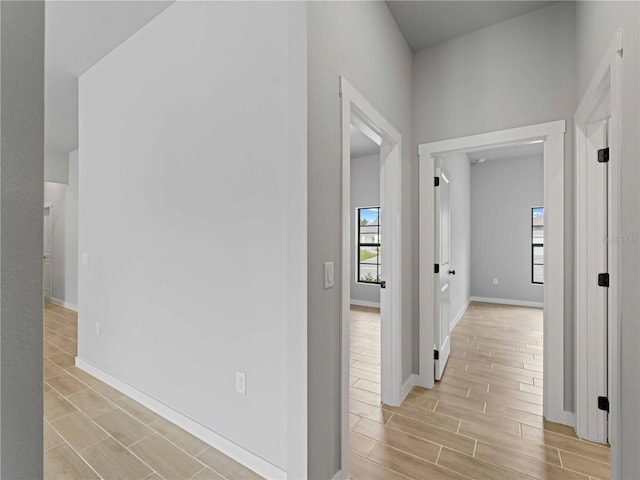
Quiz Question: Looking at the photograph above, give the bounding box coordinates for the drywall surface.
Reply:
[413,1,576,411]
[0,1,45,478]
[79,2,306,472]
[65,150,79,307]
[439,153,471,322]
[350,153,381,306]
[575,2,640,478]
[470,156,543,303]
[44,147,69,183]
[308,2,413,477]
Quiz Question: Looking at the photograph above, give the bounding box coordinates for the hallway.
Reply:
[349,302,610,480]
[43,301,263,480]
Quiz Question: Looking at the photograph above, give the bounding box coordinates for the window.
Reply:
[532,207,544,284]
[357,207,381,284]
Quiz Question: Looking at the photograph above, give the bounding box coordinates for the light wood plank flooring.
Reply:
[349,302,611,480]
[44,301,263,480]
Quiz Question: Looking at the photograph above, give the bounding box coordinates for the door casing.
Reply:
[418,120,567,426]
[340,76,403,480]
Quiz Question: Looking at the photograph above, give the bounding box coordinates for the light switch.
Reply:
[81,252,89,267]
[324,262,334,289]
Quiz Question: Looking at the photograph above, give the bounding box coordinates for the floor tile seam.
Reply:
[349,451,413,480]
[44,326,78,344]
[556,446,611,465]
[47,435,106,480]
[84,430,167,480]
[377,416,478,456]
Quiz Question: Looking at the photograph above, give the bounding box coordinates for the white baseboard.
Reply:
[470,296,543,309]
[400,374,417,403]
[330,470,342,480]
[450,299,470,330]
[350,299,380,308]
[47,297,79,312]
[75,357,286,480]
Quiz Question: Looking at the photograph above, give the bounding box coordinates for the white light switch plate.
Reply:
[324,262,334,289]
[81,252,89,267]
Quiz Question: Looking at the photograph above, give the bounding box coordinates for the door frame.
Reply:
[43,202,53,299]
[340,76,403,479]
[575,28,622,465]
[417,120,567,425]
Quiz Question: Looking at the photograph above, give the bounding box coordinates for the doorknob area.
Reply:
[449,269,456,275]
[380,280,386,289]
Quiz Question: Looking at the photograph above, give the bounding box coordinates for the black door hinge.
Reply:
[598,396,610,413]
[434,264,440,274]
[434,350,439,360]
[598,273,610,287]
[598,147,610,163]
[434,176,440,187]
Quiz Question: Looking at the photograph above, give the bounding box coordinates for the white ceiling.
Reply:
[386,1,554,52]
[351,124,380,158]
[466,142,544,164]
[45,1,173,154]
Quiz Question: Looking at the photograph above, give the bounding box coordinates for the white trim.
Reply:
[400,374,417,403]
[75,357,286,480]
[46,297,79,312]
[574,29,622,458]
[330,470,342,480]
[469,296,544,309]
[450,299,470,330]
[350,299,381,309]
[418,120,566,427]
[340,76,403,480]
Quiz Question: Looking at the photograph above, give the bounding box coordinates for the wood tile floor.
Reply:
[349,302,611,480]
[44,301,263,480]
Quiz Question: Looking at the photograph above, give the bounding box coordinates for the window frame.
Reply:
[356,206,381,285]
[531,206,544,285]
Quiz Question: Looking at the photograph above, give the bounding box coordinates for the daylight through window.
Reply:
[532,207,544,284]
[357,207,381,284]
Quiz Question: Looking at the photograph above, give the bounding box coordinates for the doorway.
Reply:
[418,120,568,426]
[340,77,403,480]
[44,203,53,299]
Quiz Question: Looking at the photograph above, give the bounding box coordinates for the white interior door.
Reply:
[43,205,52,299]
[434,167,451,380]
[584,119,609,442]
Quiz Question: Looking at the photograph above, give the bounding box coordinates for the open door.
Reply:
[434,167,452,380]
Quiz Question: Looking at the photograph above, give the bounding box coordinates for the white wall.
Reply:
[0,2,45,477]
[78,2,306,475]
[439,153,471,325]
[308,2,413,477]
[413,1,576,411]
[44,147,69,184]
[575,2,640,478]
[470,156,543,304]
[350,153,380,307]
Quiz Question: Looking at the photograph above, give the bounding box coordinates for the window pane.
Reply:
[533,265,544,283]
[359,246,380,264]
[359,208,379,226]
[532,225,544,244]
[532,207,544,226]
[533,245,544,265]
[359,264,380,283]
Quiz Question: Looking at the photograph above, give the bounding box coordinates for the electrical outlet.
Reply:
[81,252,90,267]
[236,371,246,395]
[95,322,101,336]
[493,277,499,285]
